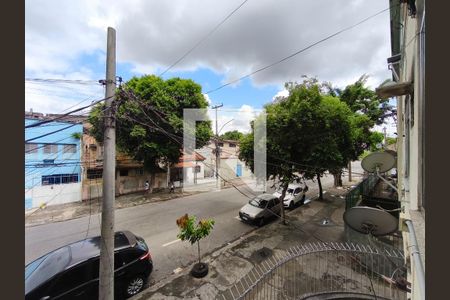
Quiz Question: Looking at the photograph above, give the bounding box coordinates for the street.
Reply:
[25,170,356,284]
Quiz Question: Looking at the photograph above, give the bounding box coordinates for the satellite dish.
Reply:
[361,152,396,173]
[344,206,398,236]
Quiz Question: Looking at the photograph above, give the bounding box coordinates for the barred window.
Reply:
[63,144,76,153]
[25,143,39,154]
[42,174,78,185]
[87,169,103,180]
[43,144,58,154]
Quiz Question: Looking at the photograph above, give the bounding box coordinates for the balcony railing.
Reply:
[218,242,407,300]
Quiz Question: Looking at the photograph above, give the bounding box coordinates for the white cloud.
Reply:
[203,94,212,105]
[26,0,393,111]
[272,89,289,101]
[207,104,260,134]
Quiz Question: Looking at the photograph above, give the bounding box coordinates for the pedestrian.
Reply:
[144,180,149,194]
[170,181,175,193]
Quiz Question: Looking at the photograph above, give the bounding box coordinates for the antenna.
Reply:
[344,206,398,236]
[361,151,398,193]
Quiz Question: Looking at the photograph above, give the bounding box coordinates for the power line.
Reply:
[25,78,100,85]
[25,123,79,143]
[25,95,111,128]
[159,0,250,76]
[205,6,392,94]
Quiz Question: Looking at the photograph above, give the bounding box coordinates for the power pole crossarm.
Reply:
[99,27,116,300]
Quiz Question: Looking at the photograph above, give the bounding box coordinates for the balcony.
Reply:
[219,242,407,300]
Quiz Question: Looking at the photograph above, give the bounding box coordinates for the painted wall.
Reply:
[25,118,83,209]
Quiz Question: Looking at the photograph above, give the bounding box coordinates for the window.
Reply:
[229,143,236,147]
[87,169,103,180]
[43,144,58,154]
[136,168,144,176]
[120,169,129,177]
[294,187,302,195]
[42,174,78,185]
[25,143,39,154]
[43,159,55,166]
[116,249,140,269]
[63,144,76,153]
[218,142,224,147]
[51,261,93,296]
[195,166,201,173]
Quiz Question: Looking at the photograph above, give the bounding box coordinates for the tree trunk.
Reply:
[348,161,352,182]
[197,241,201,264]
[317,173,323,200]
[149,172,156,193]
[332,170,343,187]
[278,181,289,225]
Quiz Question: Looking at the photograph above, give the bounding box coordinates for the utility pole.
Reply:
[99,27,116,300]
[383,127,387,149]
[212,103,223,189]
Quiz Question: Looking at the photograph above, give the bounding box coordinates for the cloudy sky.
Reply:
[25,0,395,134]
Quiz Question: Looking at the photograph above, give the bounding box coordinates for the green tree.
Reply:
[220,130,244,141]
[323,75,395,186]
[176,214,215,265]
[88,75,213,190]
[239,78,354,223]
[339,74,394,125]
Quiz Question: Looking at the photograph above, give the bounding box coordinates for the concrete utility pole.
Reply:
[99,27,116,300]
[383,127,387,149]
[212,103,223,189]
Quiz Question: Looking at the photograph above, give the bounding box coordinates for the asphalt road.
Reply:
[25,168,356,284]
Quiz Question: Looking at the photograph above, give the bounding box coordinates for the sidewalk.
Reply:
[25,188,199,227]
[132,180,357,300]
[24,176,255,227]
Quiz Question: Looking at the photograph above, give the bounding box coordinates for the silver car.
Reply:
[239,194,281,226]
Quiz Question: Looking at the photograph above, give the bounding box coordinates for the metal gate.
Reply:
[218,242,407,300]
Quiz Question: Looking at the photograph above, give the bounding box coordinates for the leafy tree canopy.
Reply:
[220,130,244,141]
[88,75,212,171]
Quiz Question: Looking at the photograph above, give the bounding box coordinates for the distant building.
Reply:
[81,122,168,200]
[198,139,252,182]
[25,112,84,209]
[170,152,206,186]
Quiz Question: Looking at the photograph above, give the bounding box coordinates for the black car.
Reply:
[25,231,153,300]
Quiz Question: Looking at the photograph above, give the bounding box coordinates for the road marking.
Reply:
[162,239,181,247]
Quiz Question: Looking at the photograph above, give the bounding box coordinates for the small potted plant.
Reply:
[176,214,215,278]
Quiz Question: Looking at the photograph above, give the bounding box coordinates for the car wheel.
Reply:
[300,194,306,205]
[124,275,145,297]
[289,201,294,209]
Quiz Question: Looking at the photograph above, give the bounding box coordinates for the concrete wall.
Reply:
[25,182,82,208]
[393,2,425,299]
[82,169,168,200]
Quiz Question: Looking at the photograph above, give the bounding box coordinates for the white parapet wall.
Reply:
[25,182,82,209]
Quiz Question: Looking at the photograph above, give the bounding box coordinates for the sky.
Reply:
[25,0,396,135]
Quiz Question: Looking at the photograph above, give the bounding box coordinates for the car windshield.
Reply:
[249,197,268,208]
[277,188,294,194]
[25,246,71,294]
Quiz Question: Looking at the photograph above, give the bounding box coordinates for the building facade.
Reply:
[25,113,83,209]
[81,123,168,200]
[377,1,425,298]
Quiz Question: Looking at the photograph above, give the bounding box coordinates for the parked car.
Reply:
[25,231,153,300]
[239,193,281,226]
[272,182,309,208]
